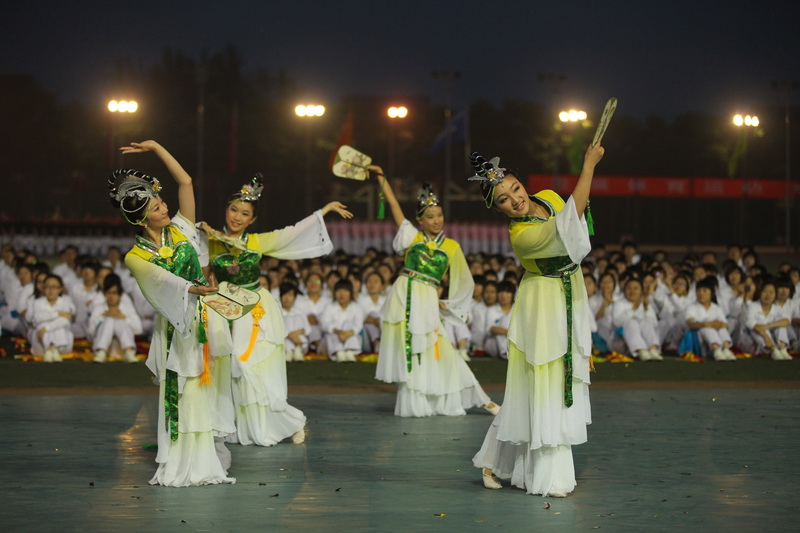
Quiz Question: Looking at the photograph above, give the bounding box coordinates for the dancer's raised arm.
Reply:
[120,141,196,223]
[368,165,405,227]
[571,143,605,217]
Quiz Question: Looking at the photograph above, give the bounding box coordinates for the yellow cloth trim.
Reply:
[127,226,190,261]
[238,302,266,362]
[407,234,459,257]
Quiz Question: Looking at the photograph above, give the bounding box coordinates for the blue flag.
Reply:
[428,109,468,155]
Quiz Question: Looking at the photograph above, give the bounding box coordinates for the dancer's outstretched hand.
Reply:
[189,283,217,296]
[119,140,161,154]
[367,165,386,178]
[583,142,605,168]
[321,201,353,219]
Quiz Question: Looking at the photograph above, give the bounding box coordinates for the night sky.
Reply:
[3,1,799,118]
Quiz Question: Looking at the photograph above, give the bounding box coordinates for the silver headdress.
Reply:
[233,173,264,203]
[108,169,162,224]
[416,182,441,220]
[468,152,506,208]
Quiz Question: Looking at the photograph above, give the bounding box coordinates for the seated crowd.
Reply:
[1,241,798,363]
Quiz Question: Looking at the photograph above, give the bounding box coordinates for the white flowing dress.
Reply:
[473,192,593,496]
[375,220,492,417]
[125,212,235,487]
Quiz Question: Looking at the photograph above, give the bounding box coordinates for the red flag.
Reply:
[328,110,354,168]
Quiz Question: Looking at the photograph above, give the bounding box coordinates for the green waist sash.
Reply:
[529,255,579,408]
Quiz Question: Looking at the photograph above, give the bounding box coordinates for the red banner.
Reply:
[528,174,799,199]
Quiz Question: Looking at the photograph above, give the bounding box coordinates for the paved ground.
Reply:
[1,386,798,532]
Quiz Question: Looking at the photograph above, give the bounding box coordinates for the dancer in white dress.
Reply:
[471,143,604,497]
[371,167,499,418]
[199,174,352,446]
[112,140,233,487]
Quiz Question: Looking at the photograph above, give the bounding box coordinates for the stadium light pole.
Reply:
[107,99,139,167]
[295,105,326,214]
[387,106,408,177]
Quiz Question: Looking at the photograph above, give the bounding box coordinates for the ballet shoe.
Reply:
[713,348,727,361]
[548,492,568,498]
[482,469,502,489]
[291,428,306,444]
[484,402,500,416]
[648,348,663,361]
[51,351,62,363]
[43,350,53,363]
[93,349,107,363]
[780,348,793,360]
[638,349,652,362]
[772,348,786,361]
[293,347,305,362]
[458,348,471,362]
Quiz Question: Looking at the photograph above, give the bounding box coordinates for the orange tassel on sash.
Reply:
[239,302,266,362]
[199,304,213,386]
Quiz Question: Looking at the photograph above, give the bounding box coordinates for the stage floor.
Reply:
[2,387,798,532]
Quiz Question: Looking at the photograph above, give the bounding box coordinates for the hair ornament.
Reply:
[468,152,505,208]
[415,182,441,220]
[108,169,162,223]
[235,173,264,203]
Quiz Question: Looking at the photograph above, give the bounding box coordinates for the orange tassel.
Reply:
[239,303,266,362]
[199,305,213,386]
[435,339,440,361]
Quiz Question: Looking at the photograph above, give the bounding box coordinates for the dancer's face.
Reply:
[419,206,444,236]
[144,197,171,229]
[492,175,529,218]
[225,200,256,236]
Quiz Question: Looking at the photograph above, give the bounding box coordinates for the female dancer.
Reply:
[112,140,233,487]
[471,143,604,497]
[200,174,352,446]
[371,167,499,417]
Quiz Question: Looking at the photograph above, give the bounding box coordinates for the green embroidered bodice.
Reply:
[135,230,206,284]
[404,241,449,284]
[211,249,261,290]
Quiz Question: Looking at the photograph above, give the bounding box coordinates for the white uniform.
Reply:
[29,296,75,356]
[484,305,512,359]
[295,294,331,348]
[742,301,789,354]
[281,305,311,354]
[684,302,732,355]
[89,299,143,354]
[321,300,365,359]
[610,299,659,355]
[357,293,385,353]
[68,282,100,339]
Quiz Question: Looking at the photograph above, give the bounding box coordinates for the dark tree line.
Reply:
[1,45,797,243]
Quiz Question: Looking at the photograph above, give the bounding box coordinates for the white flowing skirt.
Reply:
[230,341,306,446]
[376,320,492,417]
[150,376,236,487]
[472,340,591,496]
